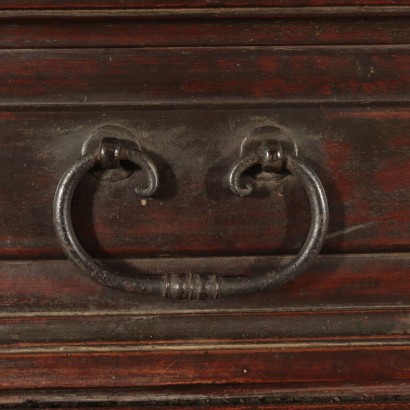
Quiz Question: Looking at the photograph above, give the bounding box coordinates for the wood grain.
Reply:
[0,46,408,105]
[14,406,409,410]
[2,309,410,346]
[0,2,409,405]
[20,405,410,410]
[0,108,408,258]
[2,254,407,393]
[0,1,408,9]
[1,16,409,48]
[11,406,410,410]
[0,254,408,314]
[1,344,409,389]
[2,384,410,408]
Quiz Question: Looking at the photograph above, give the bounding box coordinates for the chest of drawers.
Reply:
[0,2,409,408]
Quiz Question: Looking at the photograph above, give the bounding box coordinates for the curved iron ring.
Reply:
[54,138,328,299]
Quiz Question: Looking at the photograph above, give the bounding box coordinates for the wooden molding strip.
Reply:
[0,7,409,18]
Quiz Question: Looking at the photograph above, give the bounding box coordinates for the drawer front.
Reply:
[0,5,409,404]
[1,107,408,258]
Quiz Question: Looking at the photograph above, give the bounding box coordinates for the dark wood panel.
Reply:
[0,1,408,9]
[0,254,408,314]
[0,108,408,258]
[1,344,409,389]
[21,406,409,410]
[0,46,408,105]
[12,406,409,410]
[2,310,409,346]
[21,405,410,410]
[0,2,408,403]
[1,17,409,48]
[1,8,410,18]
[2,384,410,408]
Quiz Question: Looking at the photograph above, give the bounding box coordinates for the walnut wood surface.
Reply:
[3,405,410,410]
[0,1,408,9]
[2,254,408,395]
[3,309,410,346]
[2,384,410,408]
[1,254,408,314]
[1,108,408,258]
[1,16,409,48]
[0,46,408,105]
[1,343,409,389]
[25,405,410,410]
[0,254,410,314]
[0,3,408,405]
[18,406,410,410]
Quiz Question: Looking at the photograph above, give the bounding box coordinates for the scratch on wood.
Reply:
[161,359,179,374]
[326,222,376,240]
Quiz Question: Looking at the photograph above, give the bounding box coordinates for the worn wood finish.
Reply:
[0,46,408,105]
[1,343,409,389]
[17,405,410,410]
[4,405,410,410]
[1,8,410,18]
[0,254,408,314]
[1,17,409,48]
[2,384,410,408]
[1,108,408,258]
[1,254,409,345]
[1,254,408,393]
[9,405,410,410]
[2,309,409,346]
[8,406,410,410]
[2,257,407,392]
[0,2,409,406]
[0,1,408,9]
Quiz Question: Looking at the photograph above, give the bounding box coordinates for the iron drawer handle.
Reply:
[54,137,328,299]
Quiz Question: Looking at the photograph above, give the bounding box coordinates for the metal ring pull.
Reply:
[54,137,162,295]
[225,140,329,296]
[54,137,328,299]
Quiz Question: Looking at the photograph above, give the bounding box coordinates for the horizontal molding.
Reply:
[0,99,410,108]
[1,344,409,389]
[2,301,410,317]
[2,338,410,355]
[0,15,409,49]
[1,384,410,408]
[1,255,408,396]
[1,308,410,346]
[0,7,409,18]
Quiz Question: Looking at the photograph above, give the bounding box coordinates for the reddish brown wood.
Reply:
[0,17,409,48]
[0,1,408,9]
[27,406,410,410]
[21,406,409,410]
[0,3,408,405]
[27,405,410,410]
[1,344,409,389]
[0,7,409,19]
[0,46,408,105]
[0,254,408,314]
[2,308,409,346]
[2,384,410,408]
[0,108,408,258]
[2,255,406,396]
[4,404,410,409]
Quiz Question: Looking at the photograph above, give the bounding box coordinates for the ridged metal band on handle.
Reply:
[53,138,328,299]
